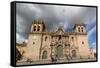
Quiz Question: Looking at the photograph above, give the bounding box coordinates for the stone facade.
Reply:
[16,19,95,64]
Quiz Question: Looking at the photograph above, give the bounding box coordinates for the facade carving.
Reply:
[16,19,95,64]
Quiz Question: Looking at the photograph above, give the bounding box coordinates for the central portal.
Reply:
[56,45,63,59]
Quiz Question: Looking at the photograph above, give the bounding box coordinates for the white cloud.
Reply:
[16,33,25,43]
[16,3,96,43]
[92,42,96,46]
[88,25,96,37]
[93,48,96,53]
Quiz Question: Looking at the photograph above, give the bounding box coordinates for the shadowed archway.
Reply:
[42,50,47,59]
[56,45,63,59]
[72,50,76,57]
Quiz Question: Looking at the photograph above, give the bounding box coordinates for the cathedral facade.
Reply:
[16,19,95,64]
[24,19,94,62]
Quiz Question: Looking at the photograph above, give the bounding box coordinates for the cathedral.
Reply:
[16,19,95,64]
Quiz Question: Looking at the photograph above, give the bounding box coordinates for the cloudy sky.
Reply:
[16,3,97,49]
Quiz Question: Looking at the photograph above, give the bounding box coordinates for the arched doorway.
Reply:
[72,50,76,57]
[56,45,63,59]
[42,50,47,59]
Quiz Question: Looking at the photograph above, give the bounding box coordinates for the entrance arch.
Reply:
[72,50,76,57]
[56,45,63,59]
[42,50,47,59]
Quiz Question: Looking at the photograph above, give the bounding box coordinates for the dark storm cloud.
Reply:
[16,3,96,43]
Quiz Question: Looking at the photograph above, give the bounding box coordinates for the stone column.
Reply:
[51,44,57,62]
[51,45,55,56]
[64,44,71,60]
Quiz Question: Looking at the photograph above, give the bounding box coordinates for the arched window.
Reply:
[33,26,36,31]
[78,27,80,32]
[72,37,74,41]
[42,50,47,59]
[37,26,40,31]
[45,36,47,41]
[59,35,61,40]
[82,41,84,44]
[81,27,83,32]
[33,42,35,44]
[72,50,76,57]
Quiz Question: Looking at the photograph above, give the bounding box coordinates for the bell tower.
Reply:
[31,19,45,33]
[26,19,46,61]
[74,23,86,33]
[73,22,92,58]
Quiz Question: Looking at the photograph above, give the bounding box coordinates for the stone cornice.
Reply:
[29,32,87,35]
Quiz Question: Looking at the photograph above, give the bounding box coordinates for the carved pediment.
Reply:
[55,27,64,35]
